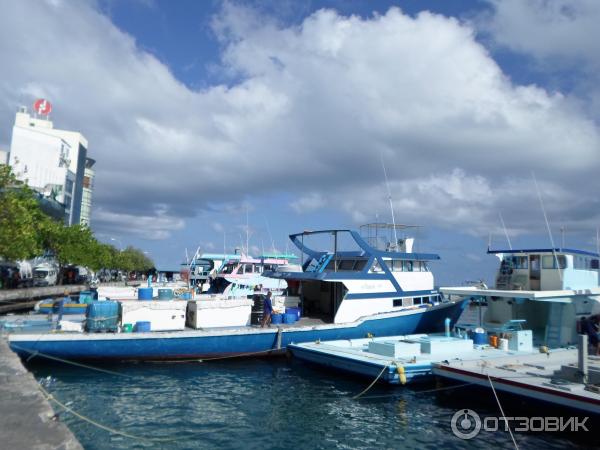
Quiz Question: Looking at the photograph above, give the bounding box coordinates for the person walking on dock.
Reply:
[261,291,273,328]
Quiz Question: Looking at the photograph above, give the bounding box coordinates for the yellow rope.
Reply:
[39,384,178,442]
[352,363,390,399]
[38,384,223,442]
[11,344,134,378]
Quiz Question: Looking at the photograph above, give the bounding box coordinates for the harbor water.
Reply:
[27,356,596,450]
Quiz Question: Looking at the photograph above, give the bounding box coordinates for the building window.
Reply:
[83,176,91,189]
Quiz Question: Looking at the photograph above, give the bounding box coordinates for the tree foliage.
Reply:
[0,164,154,274]
[0,164,46,260]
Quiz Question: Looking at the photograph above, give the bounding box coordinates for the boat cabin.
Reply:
[491,248,599,291]
[269,225,443,324]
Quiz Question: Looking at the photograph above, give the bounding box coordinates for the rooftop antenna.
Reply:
[498,212,512,250]
[246,205,250,256]
[532,172,562,281]
[380,154,398,248]
[596,227,599,255]
[560,225,565,248]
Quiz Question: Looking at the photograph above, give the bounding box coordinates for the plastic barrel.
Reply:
[158,289,173,300]
[283,313,297,324]
[499,338,509,351]
[138,287,153,300]
[285,307,301,321]
[79,291,94,304]
[271,314,283,325]
[135,321,151,332]
[473,330,487,345]
[251,294,264,325]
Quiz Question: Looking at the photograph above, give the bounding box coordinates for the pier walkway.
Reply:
[0,338,82,449]
[0,285,87,313]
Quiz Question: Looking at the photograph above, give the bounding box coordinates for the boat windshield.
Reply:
[34,270,48,278]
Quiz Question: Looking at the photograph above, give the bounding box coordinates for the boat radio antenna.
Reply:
[498,212,512,250]
[532,172,562,281]
[380,154,398,248]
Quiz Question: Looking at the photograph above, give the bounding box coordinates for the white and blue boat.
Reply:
[288,334,480,384]
[6,224,467,361]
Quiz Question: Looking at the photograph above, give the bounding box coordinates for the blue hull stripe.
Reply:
[345,290,438,300]
[9,301,467,361]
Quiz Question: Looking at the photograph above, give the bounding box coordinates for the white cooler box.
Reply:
[187,299,253,329]
[120,300,187,331]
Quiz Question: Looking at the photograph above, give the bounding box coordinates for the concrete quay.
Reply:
[0,338,82,450]
[0,285,87,314]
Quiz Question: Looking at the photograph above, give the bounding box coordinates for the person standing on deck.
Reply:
[261,291,273,327]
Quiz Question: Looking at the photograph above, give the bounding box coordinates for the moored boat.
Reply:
[7,224,467,362]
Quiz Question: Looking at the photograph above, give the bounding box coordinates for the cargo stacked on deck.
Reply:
[187,299,253,329]
[120,300,187,332]
[85,301,119,332]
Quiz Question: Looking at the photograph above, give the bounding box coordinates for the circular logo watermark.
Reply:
[451,409,481,440]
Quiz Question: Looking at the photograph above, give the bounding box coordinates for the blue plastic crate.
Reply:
[86,301,119,332]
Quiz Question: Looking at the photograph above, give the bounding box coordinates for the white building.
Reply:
[8,107,94,226]
[80,157,95,226]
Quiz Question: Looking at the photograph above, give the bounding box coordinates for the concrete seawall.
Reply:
[0,338,82,449]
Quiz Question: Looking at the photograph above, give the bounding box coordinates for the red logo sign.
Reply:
[33,99,52,115]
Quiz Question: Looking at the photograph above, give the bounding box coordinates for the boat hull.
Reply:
[9,300,467,361]
[289,344,432,384]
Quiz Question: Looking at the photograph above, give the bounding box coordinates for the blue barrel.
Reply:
[135,321,151,332]
[283,313,297,324]
[138,287,153,300]
[79,291,94,304]
[158,289,173,300]
[472,329,488,345]
[285,307,301,320]
[271,314,283,324]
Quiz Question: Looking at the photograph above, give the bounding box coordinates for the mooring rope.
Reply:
[10,344,134,378]
[488,374,519,450]
[38,384,222,442]
[357,382,474,399]
[352,363,390,399]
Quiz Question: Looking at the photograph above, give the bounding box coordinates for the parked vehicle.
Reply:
[33,262,59,287]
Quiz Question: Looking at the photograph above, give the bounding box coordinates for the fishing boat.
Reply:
[186,253,241,293]
[36,290,96,315]
[203,253,298,298]
[6,224,467,361]
[422,246,600,413]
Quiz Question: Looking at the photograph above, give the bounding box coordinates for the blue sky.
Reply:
[2,0,600,284]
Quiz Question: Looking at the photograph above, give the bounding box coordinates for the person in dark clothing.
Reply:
[582,315,600,355]
[261,291,273,327]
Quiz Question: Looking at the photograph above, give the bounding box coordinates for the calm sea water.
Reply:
[27,357,596,450]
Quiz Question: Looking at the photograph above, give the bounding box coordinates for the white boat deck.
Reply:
[291,334,534,376]
[432,349,600,414]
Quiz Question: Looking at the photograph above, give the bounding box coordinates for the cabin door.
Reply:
[529,255,541,290]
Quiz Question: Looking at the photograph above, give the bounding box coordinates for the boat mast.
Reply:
[532,172,562,281]
[381,154,398,248]
[498,212,512,250]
